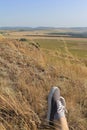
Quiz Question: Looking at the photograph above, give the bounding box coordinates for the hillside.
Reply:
[0,34,5,40]
[0,38,87,130]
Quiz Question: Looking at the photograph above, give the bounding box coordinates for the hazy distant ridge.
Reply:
[0,26,87,31]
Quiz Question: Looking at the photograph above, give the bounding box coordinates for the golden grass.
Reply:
[0,34,5,40]
[0,39,87,130]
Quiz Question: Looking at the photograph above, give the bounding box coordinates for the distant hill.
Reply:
[0,26,55,31]
[0,26,87,32]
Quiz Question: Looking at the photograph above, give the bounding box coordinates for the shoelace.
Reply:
[57,100,64,113]
[57,97,68,114]
[60,96,68,113]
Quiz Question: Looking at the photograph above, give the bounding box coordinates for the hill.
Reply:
[0,38,87,130]
[0,26,87,32]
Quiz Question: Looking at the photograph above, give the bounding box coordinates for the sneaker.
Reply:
[47,86,60,125]
[47,87,66,125]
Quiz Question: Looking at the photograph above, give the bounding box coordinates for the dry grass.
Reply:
[0,38,87,130]
[0,34,5,40]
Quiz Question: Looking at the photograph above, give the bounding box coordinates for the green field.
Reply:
[34,38,87,58]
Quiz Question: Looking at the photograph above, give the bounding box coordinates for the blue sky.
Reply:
[0,0,87,27]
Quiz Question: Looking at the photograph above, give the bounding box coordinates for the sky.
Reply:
[0,0,87,27]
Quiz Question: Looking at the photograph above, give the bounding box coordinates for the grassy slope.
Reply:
[0,38,87,130]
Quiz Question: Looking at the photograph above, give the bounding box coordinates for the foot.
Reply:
[47,87,66,125]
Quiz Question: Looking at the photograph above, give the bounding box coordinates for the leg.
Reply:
[59,117,69,130]
[54,117,69,130]
[54,95,69,130]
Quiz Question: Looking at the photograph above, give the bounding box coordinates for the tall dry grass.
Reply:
[0,39,87,130]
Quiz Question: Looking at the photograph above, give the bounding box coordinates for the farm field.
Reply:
[35,38,87,58]
[2,29,87,59]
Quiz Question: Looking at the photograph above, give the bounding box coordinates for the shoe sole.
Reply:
[47,86,60,121]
